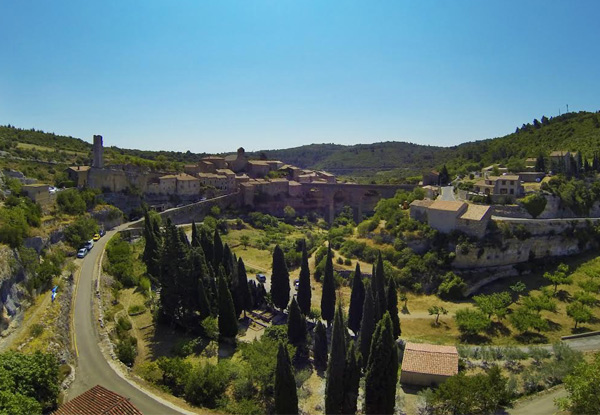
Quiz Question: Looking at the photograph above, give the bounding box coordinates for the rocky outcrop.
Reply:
[0,246,27,333]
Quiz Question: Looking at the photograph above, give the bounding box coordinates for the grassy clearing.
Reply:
[16,142,87,156]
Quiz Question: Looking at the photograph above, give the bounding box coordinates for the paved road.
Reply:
[509,386,566,415]
[492,215,600,223]
[439,186,456,201]
[69,225,188,415]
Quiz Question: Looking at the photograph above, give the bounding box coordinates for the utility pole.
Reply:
[567,104,569,113]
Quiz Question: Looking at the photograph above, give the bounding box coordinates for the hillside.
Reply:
[2,110,600,184]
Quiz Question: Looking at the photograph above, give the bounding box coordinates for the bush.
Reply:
[117,316,132,332]
[63,216,98,249]
[30,323,44,338]
[520,193,547,218]
[116,334,137,366]
[127,304,146,316]
[184,361,231,408]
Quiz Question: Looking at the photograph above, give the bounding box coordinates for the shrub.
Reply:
[184,361,232,408]
[30,323,44,338]
[520,193,547,218]
[127,304,146,316]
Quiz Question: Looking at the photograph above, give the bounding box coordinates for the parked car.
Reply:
[77,248,88,258]
[85,240,94,250]
[294,279,300,290]
[256,274,267,283]
[92,233,101,241]
[99,228,106,237]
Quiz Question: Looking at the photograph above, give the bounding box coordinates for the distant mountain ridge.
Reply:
[2,110,599,182]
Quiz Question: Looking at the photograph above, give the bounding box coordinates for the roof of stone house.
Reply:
[175,173,199,181]
[198,173,226,179]
[421,185,438,190]
[68,166,91,171]
[248,160,270,166]
[425,170,440,176]
[216,169,235,175]
[159,174,178,179]
[428,200,466,212]
[525,158,537,162]
[53,385,143,415]
[550,151,569,157]
[409,199,434,208]
[459,204,491,221]
[23,183,50,188]
[224,154,238,162]
[474,180,494,188]
[269,178,289,183]
[318,171,335,177]
[202,156,225,161]
[401,343,459,377]
[288,180,302,186]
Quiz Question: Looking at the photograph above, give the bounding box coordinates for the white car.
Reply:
[77,248,88,258]
[85,240,94,250]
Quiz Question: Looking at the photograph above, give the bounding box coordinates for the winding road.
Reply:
[68,225,188,415]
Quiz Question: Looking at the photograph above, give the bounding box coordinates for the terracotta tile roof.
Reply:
[401,343,459,377]
[429,200,466,212]
[175,173,199,181]
[459,204,491,221]
[53,385,143,415]
[68,166,91,171]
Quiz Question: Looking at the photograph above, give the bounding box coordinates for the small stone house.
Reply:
[400,343,459,386]
[66,166,91,187]
[473,174,524,201]
[409,200,491,238]
[21,183,51,205]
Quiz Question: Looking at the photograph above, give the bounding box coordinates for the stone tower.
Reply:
[92,135,104,168]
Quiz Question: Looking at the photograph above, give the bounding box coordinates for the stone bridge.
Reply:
[298,182,416,222]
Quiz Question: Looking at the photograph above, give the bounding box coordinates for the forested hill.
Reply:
[446,111,600,174]
[258,111,600,179]
[255,142,456,172]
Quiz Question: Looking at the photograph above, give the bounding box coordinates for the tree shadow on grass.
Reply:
[514,332,548,344]
[459,333,490,345]
[571,326,593,335]
[486,321,511,337]
[401,305,410,315]
[545,319,562,332]
[430,321,451,331]
[556,289,572,302]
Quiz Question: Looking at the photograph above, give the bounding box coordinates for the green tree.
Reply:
[454,308,491,337]
[373,252,387,320]
[213,229,223,267]
[437,272,466,300]
[520,193,547,218]
[56,188,86,215]
[325,304,346,415]
[364,312,398,415]
[142,210,162,279]
[313,320,328,371]
[63,215,98,248]
[297,240,312,316]
[321,244,336,325]
[348,263,365,335]
[271,245,290,312]
[428,305,448,325]
[543,263,571,295]
[566,302,593,329]
[287,297,307,345]
[274,343,298,415]
[386,277,401,339]
[359,284,376,367]
[0,206,30,248]
[509,306,549,333]
[559,352,600,414]
[473,291,512,320]
[342,341,361,415]
[217,272,238,338]
[237,258,252,318]
[240,234,250,249]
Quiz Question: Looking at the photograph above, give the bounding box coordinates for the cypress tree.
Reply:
[348,263,365,335]
[159,219,186,324]
[321,245,336,326]
[325,304,346,415]
[191,221,201,247]
[217,269,238,338]
[359,284,376,367]
[142,210,161,279]
[364,312,399,415]
[287,297,307,345]
[386,277,401,339]
[274,342,298,415]
[342,341,362,415]
[213,229,223,267]
[223,244,233,276]
[237,258,251,318]
[200,228,214,263]
[313,320,328,371]
[297,240,312,316]
[374,252,387,321]
[271,245,290,311]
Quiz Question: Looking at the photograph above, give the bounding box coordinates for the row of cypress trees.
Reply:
[142,212,266,337]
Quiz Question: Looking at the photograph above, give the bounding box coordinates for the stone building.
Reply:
[473,174,524,202]
[400,343,459,386]
[92,135,104,168]
[410,200,492,238]
[66,166,91,187]
[422,171,440,186]
[21,183,51,205]
[158,173,200,196]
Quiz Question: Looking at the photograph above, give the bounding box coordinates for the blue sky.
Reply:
[1,1,599,154]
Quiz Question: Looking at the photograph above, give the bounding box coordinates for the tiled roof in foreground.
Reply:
[401,342,459,377]
[53,385,143,415]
